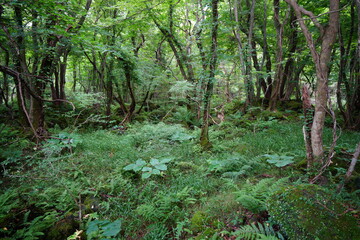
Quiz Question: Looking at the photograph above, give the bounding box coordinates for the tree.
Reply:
[284,0,339,163]
[200,0,219,148]
[0,0,92,139]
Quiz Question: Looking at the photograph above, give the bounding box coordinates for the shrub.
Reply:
[267,184,359,240]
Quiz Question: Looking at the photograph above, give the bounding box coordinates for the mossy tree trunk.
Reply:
[200,0,219,148]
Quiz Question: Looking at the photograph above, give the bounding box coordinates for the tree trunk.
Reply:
[106,59,114,116]
[269,0,287,110]
[200,0,219,148]
[59,50,69,100]
[285,0,339,160]
[73,61,77,92]
[302,85,314,168]
[233,0,254,106]
[281,10,298,100]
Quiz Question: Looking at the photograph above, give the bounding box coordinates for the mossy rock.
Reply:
[259,110,285,120]
[267,184,359,240]
[46,213,79,240]
[82,196,100,214]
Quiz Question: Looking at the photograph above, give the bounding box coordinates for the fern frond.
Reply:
[257,234,280,240]
[234,223,261,240]
[235,178,289,213]
[233,222,283,240]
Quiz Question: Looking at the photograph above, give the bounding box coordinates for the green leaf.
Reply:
[86,220,100,235]
[170,132,194,141]
[142,172,152,179]
[123,159,147,172]
[150,158,160,166]
[150,157,171,170]
[154,164,167,171]
[123,164,136,171]
[263,154,294,168]
[142,167,153,172]
[266,159,294,167]
[102,219,122,237]
[159,157,173,164]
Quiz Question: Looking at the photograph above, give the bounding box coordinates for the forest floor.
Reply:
[1,116,360,239]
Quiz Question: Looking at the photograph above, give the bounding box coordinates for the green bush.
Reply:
[267,184,359,240]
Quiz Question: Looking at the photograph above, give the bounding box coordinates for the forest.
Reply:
[0,0,359,239]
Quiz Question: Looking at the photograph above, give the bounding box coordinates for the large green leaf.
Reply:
[102,219,122,237]
[123,159,147,172]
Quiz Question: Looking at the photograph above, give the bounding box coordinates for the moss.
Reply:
[82,196,100,214]
[46,213,79,240]
[190,211,211,233]
[295,158,307,170]
[267,184,359,240]
[259,110,285,121]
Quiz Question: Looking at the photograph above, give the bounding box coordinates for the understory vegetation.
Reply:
[1,98,359,239]
[1,0,360,239]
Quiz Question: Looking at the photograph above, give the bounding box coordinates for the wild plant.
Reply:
[234,178,289,214]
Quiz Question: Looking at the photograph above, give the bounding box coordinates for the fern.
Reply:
[235,178,288,213]
[233,222,284,240]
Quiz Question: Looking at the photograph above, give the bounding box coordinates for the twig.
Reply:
[314,199,353,217]
[17,73,42,141]
[337,142,360,193]
[291,1,350,31]
[161,106,176,121]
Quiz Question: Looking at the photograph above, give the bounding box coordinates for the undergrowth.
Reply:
[1,118,359,239]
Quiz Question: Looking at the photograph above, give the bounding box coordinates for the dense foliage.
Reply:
[0,0,359,239]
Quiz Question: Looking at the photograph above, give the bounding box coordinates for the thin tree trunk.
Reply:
[337,142,360,192]
[73,61,77,92]
[233,0,251,105]
[200,0,219,148]
[302,85,314,168]
[245,0,256,105]
[281,10,298,100]
[269,0,288,110]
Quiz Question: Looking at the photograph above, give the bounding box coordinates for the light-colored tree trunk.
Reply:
[285,0,339,160]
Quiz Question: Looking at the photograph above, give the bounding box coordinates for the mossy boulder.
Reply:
[267,184,359,240]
